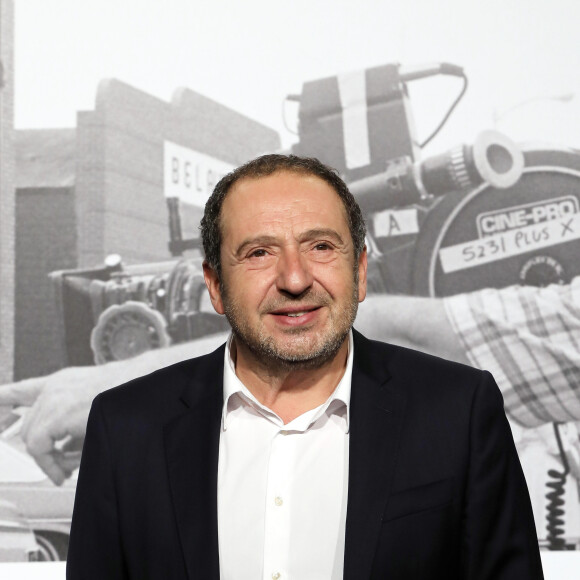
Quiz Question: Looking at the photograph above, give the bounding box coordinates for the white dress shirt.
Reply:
[217,331,353,580]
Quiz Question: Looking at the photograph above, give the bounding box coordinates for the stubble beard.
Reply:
[220,277,359,373]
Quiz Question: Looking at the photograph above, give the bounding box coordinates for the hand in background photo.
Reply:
[0,332,229,485]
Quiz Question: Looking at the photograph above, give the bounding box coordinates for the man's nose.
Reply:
[276,248,314,296]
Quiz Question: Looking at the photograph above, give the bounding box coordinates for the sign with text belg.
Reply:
[163,141,235,207]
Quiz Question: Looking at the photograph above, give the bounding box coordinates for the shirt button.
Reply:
[280,430,289,436]
[272,573,281,580]
[274,496,283,506]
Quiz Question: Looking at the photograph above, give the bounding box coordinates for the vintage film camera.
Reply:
[51,62,580,550]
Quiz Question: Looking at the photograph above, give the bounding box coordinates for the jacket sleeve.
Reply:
[462,370,544,579]
[67,394,128,579]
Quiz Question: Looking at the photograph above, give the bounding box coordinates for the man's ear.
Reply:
[357,246,368,303]
[203,261,225,315]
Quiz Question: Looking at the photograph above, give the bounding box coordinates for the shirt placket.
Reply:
[262,428,295,580]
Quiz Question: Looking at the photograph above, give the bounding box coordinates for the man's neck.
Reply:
[232,337,349,424]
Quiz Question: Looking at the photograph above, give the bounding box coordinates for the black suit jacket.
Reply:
[67,330,543,579]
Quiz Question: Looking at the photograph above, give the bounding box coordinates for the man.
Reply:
[66,154,541,578]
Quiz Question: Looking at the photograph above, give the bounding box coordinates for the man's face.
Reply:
[203,170,367,370]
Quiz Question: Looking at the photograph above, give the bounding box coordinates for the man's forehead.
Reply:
[220,171,349,237]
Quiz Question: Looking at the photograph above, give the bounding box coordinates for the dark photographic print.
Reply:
[1,0,579,577]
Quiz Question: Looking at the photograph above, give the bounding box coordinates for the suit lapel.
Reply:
[344,331,407,580]
[164,345,225,580]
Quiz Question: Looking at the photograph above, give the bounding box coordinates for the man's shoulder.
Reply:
[354,328,479,372]
[96,342,226,416]
[353,331,504,429]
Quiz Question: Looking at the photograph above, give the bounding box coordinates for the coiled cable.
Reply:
[545,422,571,550]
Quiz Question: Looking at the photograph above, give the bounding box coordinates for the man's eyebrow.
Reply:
[298,228,346,246]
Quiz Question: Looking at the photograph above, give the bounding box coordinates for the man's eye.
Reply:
[249,249,268,258]
[314,243,332,251]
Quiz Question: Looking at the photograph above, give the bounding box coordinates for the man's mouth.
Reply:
[270,306,321,318]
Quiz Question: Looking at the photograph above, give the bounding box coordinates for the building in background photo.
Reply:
[0,0,14,385]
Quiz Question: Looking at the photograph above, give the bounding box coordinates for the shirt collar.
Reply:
[222,330,353,433]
